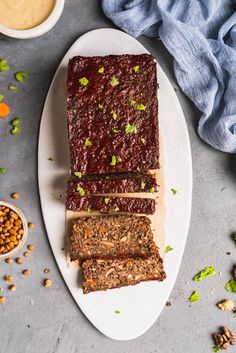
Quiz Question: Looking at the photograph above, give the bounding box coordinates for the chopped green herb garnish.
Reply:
[225,279,236,293]
[130,99,136,106]
[87,208,91,213]
[136,103,146,111]
[114,310,120,314]
[11,118,21,126]
[0,59,10,72]
[111,110,117,120]
[125,124,137,134]
[171,188,177,195]
[141,182,146,190]
[165,245,173,253]
[133,65,139,73]
[0,168,7,174]
[98,67,104,73]
[48,157,53,161]
[98,103,103,109]
[8,84,18,92]
[11,125,21,135]
[77,185,85,197]
[150,187,155,193]
[231,232,236,243]
[74,172,82,178]
[193,267,216,281]
[79,77,89,86]
[111,76,119,87]
[104,197,110,205]
[112,128,120,133]
[212,347,220,353]
[136,166,141,172]
[84,137,92,147]
[141,137,146,144]
[110,155,117,166]
[189,291,200,302]
[15,71,29,83]
[0,93,4,101]
[114,207,119,212]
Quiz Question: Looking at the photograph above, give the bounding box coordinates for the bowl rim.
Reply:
[0,200,28,259]
[0,0,65,39]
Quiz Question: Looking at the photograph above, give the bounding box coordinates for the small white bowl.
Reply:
[0,0,65,39]
[0,200,28,259]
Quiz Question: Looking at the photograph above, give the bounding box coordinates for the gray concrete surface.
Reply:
[0,1,236,352]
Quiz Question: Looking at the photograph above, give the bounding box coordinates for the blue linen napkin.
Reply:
[102,0,236,153]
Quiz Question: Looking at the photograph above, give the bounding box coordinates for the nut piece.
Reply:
[27,244,34,251]
[24,251,30,258]
[9,284,16,291]
[5,258,13,264]
[5,275,13,283]
[28,223,34,229]
[16,257,23,264]
[11,193,20,200]
[0,296,5,303]
[44,279,52,288]
[218,299,235,311]
[23,269,30,276]
[214,327,236,350]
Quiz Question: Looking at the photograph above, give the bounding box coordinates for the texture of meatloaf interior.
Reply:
[66,195,156,214]
[82,250,166,294]
[67,173,158,195]
[67,54,158,175]
[70,215,157,262]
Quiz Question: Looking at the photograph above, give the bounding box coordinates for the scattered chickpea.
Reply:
[0,296,5,303]
[44,279,52,288]
[16,257,23,264]
[27,244,35,251]
[28,223,35,229]
[5,258,13,264]
[9,284,16,291]
[11,193,20,200]
[23,269,30,276]
[5,275,13,283]
[24,251,30,258]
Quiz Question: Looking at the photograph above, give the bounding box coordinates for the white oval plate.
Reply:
[38,28,192,340]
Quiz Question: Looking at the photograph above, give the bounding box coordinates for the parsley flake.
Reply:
[125,124,137,134]
[0,168,7,174]
[150,187,155,193]
[77,185,85,197]
[114,310,120,314]
[110,155,117,166]
[231,232,236,243]
[104,197,110,205]
[74,172,82,178]
[98,103,103,109]
[133,65,139,73]
[141,137,146,144]
[112,128,120,133]
[212,347,220,353]
[0,59,10,72]
[130,99,136,106]
[136,166,141,172]
[189,291,200,302]
[141,181,146,190]
[136,103,146,111]
[87,208,91,213]
[8,84,18,92]
[15,71,29,83]
[0,93,4,101]
[171,188,177,195]
[111,76,119,87]
[165,245,173,253]
[79,77,89,86]
[193,267,216,281]
[111,110,117,120]
[225,279,236,293]
[98,67,104,73]
[84,138,92,147]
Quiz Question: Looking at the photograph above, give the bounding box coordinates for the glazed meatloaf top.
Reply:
[82,250,166,294]
[70,214,157,261]
[67,54,159,175]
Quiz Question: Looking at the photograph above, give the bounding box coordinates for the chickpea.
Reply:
[11,193,20,200]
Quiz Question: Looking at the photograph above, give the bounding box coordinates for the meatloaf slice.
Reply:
[82,250,166,294]
[67,173,158,195]
[67,54,159,175]
[66,195,156,214]
[70,215,156,262]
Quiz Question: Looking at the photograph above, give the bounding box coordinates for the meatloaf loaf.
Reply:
[67,173,157,195]
[82,250,166,294]
[67,54,159,175]
[66,195,156,214]
[70,215,157,262]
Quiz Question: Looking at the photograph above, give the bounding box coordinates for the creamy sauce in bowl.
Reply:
[0,0,56,30]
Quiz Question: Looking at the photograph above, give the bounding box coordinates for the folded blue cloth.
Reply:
[102,0,236,153]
